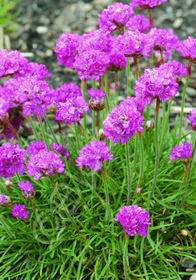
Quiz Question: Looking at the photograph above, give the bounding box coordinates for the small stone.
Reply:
[20,52,34,58]
[36,26,48,34]
[173,18,184,29]
[181,229,188,237]
[190,273,196,280]
[186,87,196,97]
[45,49,53,57]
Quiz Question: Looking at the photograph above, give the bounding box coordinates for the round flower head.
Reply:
[158,61,188,82]
[0,143,26,178]
[103,99,144,144]
[169,142,192,164]
[176,36,196,63]
[55,32,80,68]
[130,0,168,9]
[73,50,110,80]
[114,205,151,236]
[0,49,28,77]
[26,141,47,155]
[125,15,151,32]
[88,89,107,111]
[27,150,65,180]
[18,181,34,192]
[15,62,51,80]
[11,204,29,219]
[98,2,134,33]
[187,109,196,130]
[76,141,113,172]
[135,68,178,107]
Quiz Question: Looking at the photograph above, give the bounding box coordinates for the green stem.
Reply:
[160,98,172,153]
[114,72,118,106]
[123,234,129,280]
[91,171,96,193]
[81,80,87,129]
[125,142,131,205]
[37,114,49,151]
[104,74,110,114]
[133,57,139,80]
[178,63,191,143]
[126,57,131,96]
[49,175,78,230]
[149,98,160,201]
[101,168,110,224]
[96,111,100,139]
[150,50,153,71]
[43,111,58,144]
[6,122,23,148]
[137,133,144,190]
[73,122,80,149]
[28,115,40,141]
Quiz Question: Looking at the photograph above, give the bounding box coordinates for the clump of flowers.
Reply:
[158,61,188,82]
[27,150,65,180]
[169,142,192,164]
[18,180,35,201]
[54,32,80,68]
[0,143,26,178]
[103,99,144,144]
[88,89,107,111]
[176,36,196,63]
[11,204,29,219]
[15,62,52,80]
[130,0,168,9]
[26,141,47,155]
[187,109,196,130]
[50,143,70,160]
[76,141,113,172]
[114,205,151,236]
[125,14,151,32]
[98,2,134,33]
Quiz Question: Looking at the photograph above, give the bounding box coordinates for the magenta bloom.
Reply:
[187,109,196,130]
[50,143,70,160]
[0,194,12,207]
[169,142,192,162]
[114,205,151,236]
[130,0,168,9]
[103,99,144,144]
[26,141,47,155]
[0,49,28,77]
[176,36,196,63]
[27,150,65,180]
[0,194,5,204]
[135,68,178,108]
[76,141,113,172]
[73,50,110,80]
[11,204,29,219]
[15,62,51,80]
[18,181,34,192]
[158,61,188,81]
[125,15,151,32]
[0,143,26,178]
[98,2,134,33]
[88,89,107,111]
[55,32,80,68]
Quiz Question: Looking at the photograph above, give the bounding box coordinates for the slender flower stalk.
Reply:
[137,132,144,190]
[160,98,172,153]
[43,111,58,144]
[7,122,23,148]
[150,98,160,200]
[126,57,131,96]
[125,142,131,205]
[101,168,110,224]
[178,61,192,143]
[123,234,129,280]
[81,79,87,129]
[37,114,49,151]
[73,122,80,149]
[148,8,153,26]
[114,72,119,106]
[104,74,110,114]
[133,57,139,80]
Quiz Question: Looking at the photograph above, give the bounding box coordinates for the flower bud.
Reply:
[22,190,35,201]
[145,120,154,131]
[136,188,142,195]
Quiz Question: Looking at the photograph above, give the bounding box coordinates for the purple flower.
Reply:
[0,194,12,207]
[55,32,81,68]
[135,68,178,108]
[76,141,113,172]
[50,143,70,160]
[169,142,192,163]
[117,30,154,58]
[148,28,180,58]
[18,181,34,192]
[176,36,196,63]
[130,0,168,9]
[187,109,196,130]
[103,99,144,144]
[73,50,110,80]
[98,2,134,33]
[27,150,65,180]
[15,62,51,80]
[125,15,151,32]
[26,141,47,155]
[0,194,5,204]
[158,61,188,81]
[114,205,151,236]
[0,49,28,77]
[55,82,82,103]
[88,89,107,111]
[11,204,29,219]
[0,143,26,178]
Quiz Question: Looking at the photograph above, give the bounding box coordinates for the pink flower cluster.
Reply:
[76,141,113,172]
[11,204,29,219]
[187,109,196,130]
[176,36,196,63]
[114,205,151,236]
[103,98,144,144]
[169,142,192,162]
[130,0,168,9]
[125,15,151,32]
